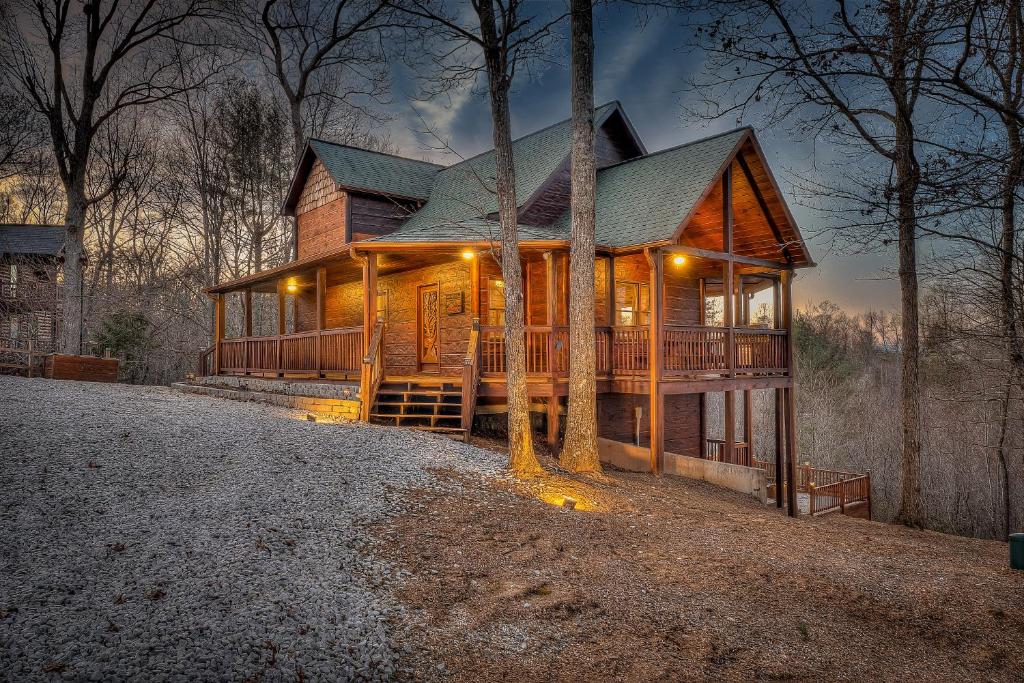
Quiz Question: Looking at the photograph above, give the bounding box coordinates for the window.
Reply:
[487,277,505,325]
[8,263,17,297]
[615,281,649,326]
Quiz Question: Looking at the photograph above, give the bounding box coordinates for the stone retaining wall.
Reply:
[175,382,359,421]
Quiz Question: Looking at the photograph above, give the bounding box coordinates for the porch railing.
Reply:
[751,458,871,518]
[359,321,385,421]
[461,320,481,431]
[477,324,788,378]
[217,327,363,376]
[704,438,751,466]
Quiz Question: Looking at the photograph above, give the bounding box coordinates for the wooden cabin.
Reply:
[203,102,814,476]
[1,224,63,366]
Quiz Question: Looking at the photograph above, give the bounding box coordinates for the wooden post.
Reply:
[243,288,253,337]
[782,270,798,517]
[774,388,785,508]
[544,251,556,370]
[546,397,560,449]
[276,279,286,376]
[698,392,707,459]
[213,293,225,375]
[316,266,326,377]
[645,248,664,473]
[724,390,735,464]
[606,255,616,326]
[743,388,753,467]
[723,164,735,379]
[470,250,480,319]
[362,253,377,354]
[698,278,706,325]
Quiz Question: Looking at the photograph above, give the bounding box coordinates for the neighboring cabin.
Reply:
[202,101,814,478]
[0,224,63,358]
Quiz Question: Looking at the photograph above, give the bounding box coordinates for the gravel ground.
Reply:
[0,376,502,682]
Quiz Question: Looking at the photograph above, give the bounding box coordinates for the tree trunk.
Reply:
[894,109,923,527]
[560,0,601,473]
[477,0,541,475]
[59,182,87,355]
[999,118,1024,379]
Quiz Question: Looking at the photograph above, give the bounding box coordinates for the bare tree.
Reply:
[689,0,947,526]
[561,0,601,473]
[0,0,220,354]
[399,0,565,475]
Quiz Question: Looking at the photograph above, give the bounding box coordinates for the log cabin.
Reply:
[202,102,814,488]
[1,224,63,362]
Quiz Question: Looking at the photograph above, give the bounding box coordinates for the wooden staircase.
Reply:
[369,377,467,440]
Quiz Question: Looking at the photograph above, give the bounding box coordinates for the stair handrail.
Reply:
[198,344,215,377]
[359,320,385,421]
[461,318,481,431]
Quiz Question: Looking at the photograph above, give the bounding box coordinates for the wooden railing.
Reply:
[610,326,649,374]
[663,325,727,374]
[479,325,569,376]
[359,321,385,421]
[217,327,363,377]
[704,438,751,466]
[734,329,788,374]
[461,320,481,431]
[752,458,871,518]
[198,344,215,377]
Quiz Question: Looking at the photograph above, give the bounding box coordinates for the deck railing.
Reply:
[751,458,871,517]
[217,327,363,376]
[704,438,751,466]
[734,328,788,374]
[480,325,570,376]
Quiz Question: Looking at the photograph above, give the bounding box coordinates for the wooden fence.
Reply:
[751,458,871,517]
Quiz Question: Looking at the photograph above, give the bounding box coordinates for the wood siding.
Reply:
[349,193,417,241]
[598,392,700,455]
[296,195,347,259]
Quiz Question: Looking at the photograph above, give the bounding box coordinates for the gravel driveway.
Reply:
[0,376,502,681]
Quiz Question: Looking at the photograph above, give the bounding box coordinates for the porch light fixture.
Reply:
[461,249,475,260]
[672,255,686,266]
[286,282,298,294]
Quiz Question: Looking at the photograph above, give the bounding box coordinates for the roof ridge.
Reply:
[307,138,445,168]
[445,101,621,170]
[597,126,752,173]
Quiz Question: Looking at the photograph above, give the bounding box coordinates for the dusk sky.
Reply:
[380,4,900,314]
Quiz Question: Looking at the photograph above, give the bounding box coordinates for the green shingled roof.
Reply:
[382,102,621,238]
[308,139,442,200]
[552,127,749,248]
[368,218,564,244]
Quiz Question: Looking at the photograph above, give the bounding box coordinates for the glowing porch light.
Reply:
[286,280,298,293]
[672,255,686,266]
[461,249,475,260]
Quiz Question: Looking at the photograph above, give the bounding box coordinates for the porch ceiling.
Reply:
[205,247,466,295]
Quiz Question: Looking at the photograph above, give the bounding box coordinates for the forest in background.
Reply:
[0,0,1021,541]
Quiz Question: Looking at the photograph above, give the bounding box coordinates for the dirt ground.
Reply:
[376,450,1024,682]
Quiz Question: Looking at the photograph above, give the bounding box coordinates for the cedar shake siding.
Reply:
[296,158,347,258]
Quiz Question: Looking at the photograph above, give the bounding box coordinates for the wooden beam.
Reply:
[735,152,794,264]
[774,388,785,509]
[276,279,286,377]
[743,388,753,467]
[660,244,791,271]
[724,261,735,377]
[781,270,798,517]
[213,293,225,375]
[698,392,707,459]
[698,278,706,325]
[606,255,616,326]
[546,397,560,449]
[723,164,734,254]
[724,390,735,464]
[243,288,253,337]
[645,247,664,474]
[362,253,377,353]
[470,250,480,319]
[315,266,327,331]
[544,251,556,326]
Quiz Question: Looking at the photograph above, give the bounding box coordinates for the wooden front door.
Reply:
[417,283,440,373]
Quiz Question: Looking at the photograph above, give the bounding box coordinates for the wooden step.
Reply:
[375,389,462,398]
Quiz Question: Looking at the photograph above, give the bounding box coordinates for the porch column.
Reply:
[470,249,480,319]
[772,277,784,507]
[213,292,225,375]
[316,266,326,377]
[606,255,615,326]
[546,397,560,449]
[645,248,664,474]
[724,390,735,464]
[544,250,556,365]
[743,389,753,467]
[276,279,286,377]
[243,288,253,375]
[698,392,707,459]
[782,270,798,517]
[362,253,377,353]
[243,288,253,337]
